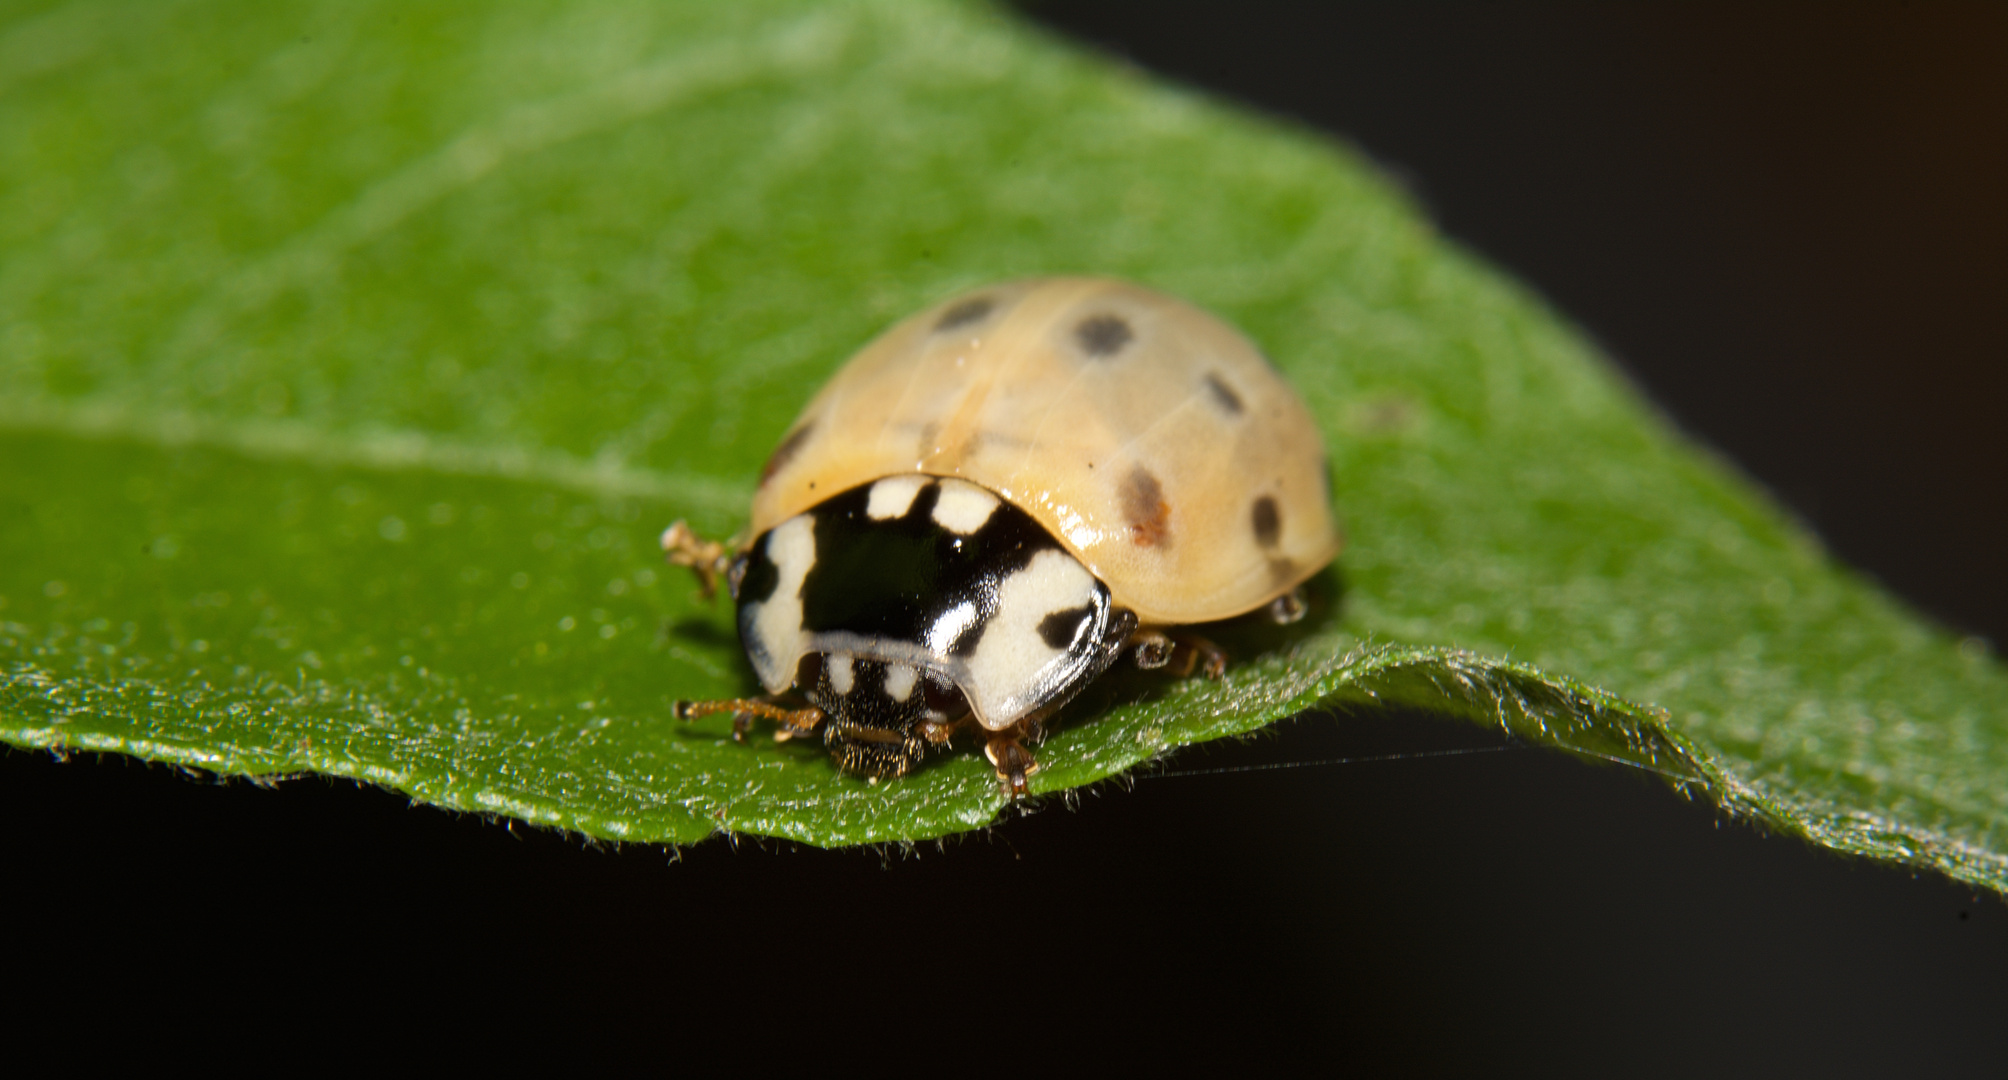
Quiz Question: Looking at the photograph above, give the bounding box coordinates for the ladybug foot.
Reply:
[660,520,738,602]
[1127,630,1228,679]
[984,735,1040,799]
[1267,586,1309,625]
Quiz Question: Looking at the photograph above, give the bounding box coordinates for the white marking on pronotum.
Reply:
[883,662,918,702]
[826,653,855,694]
[926,600,979,655]
[866,475,929,520]
[931,478,1000,534]
[747,516,815,693]
[963,549,1098,728]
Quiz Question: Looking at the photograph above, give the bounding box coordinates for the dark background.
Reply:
[7,4,2005,1072]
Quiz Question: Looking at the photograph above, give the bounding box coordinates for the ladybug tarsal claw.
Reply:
[984,735,1040,800]
[660,520,736,602]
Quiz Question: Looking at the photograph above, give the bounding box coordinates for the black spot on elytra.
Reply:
[935,297,994,332]
[1268,555,1298,585]
[1251,495,1282,549]
[1121,465,1171,547]
[1037,605,1095,650]
[1074,314,1133,357]
[758,422,814,487]
[1202,372,1244,416]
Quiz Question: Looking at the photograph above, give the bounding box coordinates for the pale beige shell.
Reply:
[749,278,1342,626]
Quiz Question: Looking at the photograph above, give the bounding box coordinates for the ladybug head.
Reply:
[803,652,954,779]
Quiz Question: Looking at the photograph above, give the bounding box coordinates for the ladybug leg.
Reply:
[660,520,743,602]
[1127,630,1229,679]
[917,714,975,746]
[1267,586,1309,625]
[983,733,1041,799]
[1128,629,1177,669]
[673,697,825,742]
[916,679,977,746]
[1181,635,1229,679]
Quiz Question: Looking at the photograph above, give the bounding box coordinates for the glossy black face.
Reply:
[803,653,951,778]
[733,475,1134,776]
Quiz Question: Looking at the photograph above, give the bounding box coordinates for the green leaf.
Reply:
[3,0,2004,886]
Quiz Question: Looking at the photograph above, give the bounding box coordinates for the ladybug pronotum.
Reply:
[665,278,1340,796]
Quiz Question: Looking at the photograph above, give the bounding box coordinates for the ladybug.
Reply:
[665,278,1340,796]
